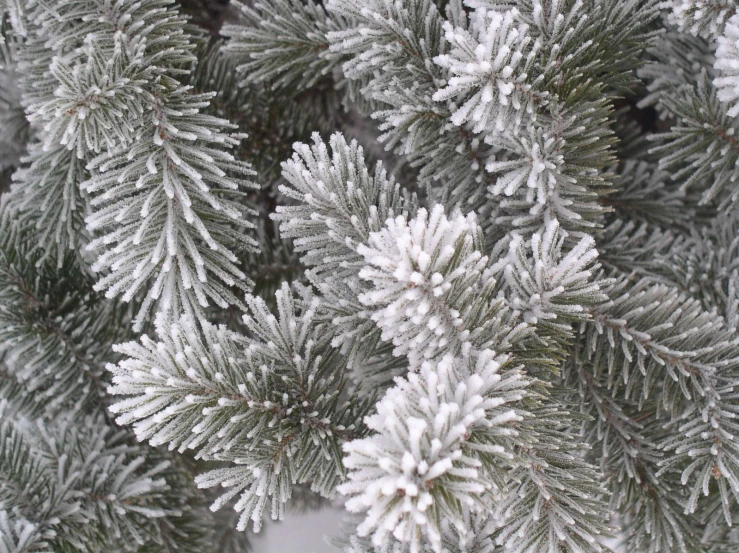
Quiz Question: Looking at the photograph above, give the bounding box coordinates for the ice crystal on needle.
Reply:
[357,206,492,365]
[339,353,525,553]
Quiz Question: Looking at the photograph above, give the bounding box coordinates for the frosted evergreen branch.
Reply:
[0,364,49,421]
[336,202,612,551]
[584,279,739,522]
[595,219,682,284]
[1,1,739,551]
[83,85,259,330]
[594,215,739,331]
[452,0,658,233]
[357,204,527,366]
[496,219,608,331]
[7,0,260,328]
[188,41,343,183]
[0,233,129,414]
[491,406,614,553]
[275,134,551,375]
[0,35,27,175]
[472,1,659,96]
[332,511,499,553]
[30,32,152,157]
[638,27,715,118]
[14,0,194,111]
[339,353,528,553]
[326,0,532,223]
[0,28,82,266]
[275,132,412,285]
[274,132,415,364]
[273,133,531,372]
[327,0,657,234]
[663,0,738,39]
[485,122,570,211]
[327,0,494,205]
[0,404,211,553]
[489,98,616,235]
[0,0,24,38]
[432,8,544,137]
[222,0,346,92]
[603,160,692,232]
[0,146,89,267]
[649,72,739,210]
[638,213,739,324]
[679,215,739,326]
[714,13,739,116]
[565,348,705,553]
[108,284,372,532]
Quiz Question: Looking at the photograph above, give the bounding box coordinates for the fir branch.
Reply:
[0,233,127,413]
[108,284,372,532]
[0,403,212,553]
[222,0,346,92]
[584,278,739,523]
[648,69,739,211]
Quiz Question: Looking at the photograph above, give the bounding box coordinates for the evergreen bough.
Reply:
[2,1,739,552]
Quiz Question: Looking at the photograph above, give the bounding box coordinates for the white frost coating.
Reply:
[715,13,739,116]
[664,0,737,40]
[107,284,353,534]
[0,408,173,551]
[339,353,523,553]
[486,130,566,204]
[357,205,488,365]
[83,84,257,330]
[30,33,148,155]
[496,220,604,326]
[433,8,542,137]
[5,0,259,332]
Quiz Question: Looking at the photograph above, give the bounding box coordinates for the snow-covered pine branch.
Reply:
[649,72,739,210]
[664,0,738,39]
[565,345,705,553]
[83,84,258,329]
[432,8,542,137]
[491,404,613,553]
[497,219,607,331]
[327,0,657,236]
[714,13,739,116]
[221,0,346,92]
[276,132,411,286]
[0,231,129,413]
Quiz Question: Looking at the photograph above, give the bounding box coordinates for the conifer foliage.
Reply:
[3,1,739,552]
